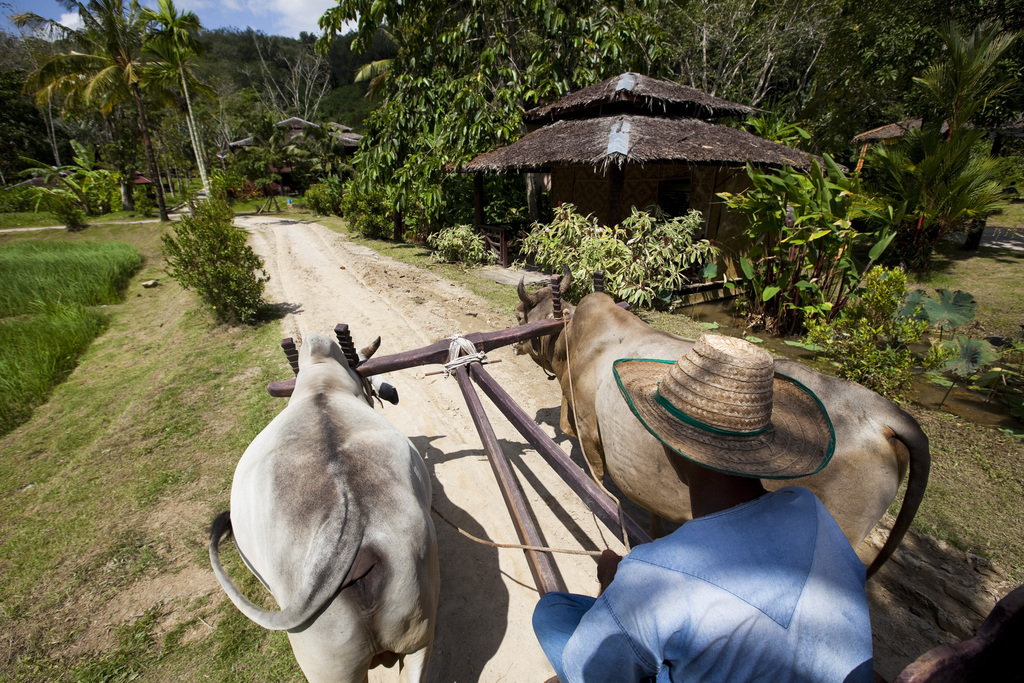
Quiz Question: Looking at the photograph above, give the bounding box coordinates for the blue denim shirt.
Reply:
[560,487,873,683]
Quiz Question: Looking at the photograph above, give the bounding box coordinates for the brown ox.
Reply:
[516,276,929,576]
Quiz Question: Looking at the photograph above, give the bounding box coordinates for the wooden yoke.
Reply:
[593,270,605,293]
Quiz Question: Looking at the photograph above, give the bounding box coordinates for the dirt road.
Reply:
[236,216,1014,682]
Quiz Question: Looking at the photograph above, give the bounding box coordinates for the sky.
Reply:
[3,0,354,39]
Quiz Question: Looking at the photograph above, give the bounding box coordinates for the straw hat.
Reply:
[612,335,834,479]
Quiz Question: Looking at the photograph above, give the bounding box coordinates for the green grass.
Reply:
[988,200,1024,229]
[0,241,142,315]
[911,240,1024,340]
[0,220,302,680]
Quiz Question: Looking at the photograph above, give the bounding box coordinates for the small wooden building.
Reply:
[462,73,815,277]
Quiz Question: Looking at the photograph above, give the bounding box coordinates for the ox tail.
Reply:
[209,510,367,631]
[865,413,931,578]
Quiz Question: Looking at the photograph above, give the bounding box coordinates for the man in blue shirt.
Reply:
[533,335,873,682]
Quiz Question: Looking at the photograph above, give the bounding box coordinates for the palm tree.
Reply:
[15,0,169,221]
[141,0,210,197]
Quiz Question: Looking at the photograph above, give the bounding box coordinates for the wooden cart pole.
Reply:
[453,364,567,596]
[469,364,651,549]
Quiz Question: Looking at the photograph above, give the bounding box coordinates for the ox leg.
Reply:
[398,644,431,683]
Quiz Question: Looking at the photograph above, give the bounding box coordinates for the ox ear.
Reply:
[560,265,572,295]
[359,336,382,361]
[517,277,535,309]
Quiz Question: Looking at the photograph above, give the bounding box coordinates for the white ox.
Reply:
[516,280,929,576]
[210,333,439,682]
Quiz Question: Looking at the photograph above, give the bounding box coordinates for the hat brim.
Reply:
[613,358,835,479]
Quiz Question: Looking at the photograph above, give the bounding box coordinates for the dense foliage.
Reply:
[805,267,936,399]
[719,157,895,335]
[426,224,497,266]
[519,204,719,309]
[161,198,269,323]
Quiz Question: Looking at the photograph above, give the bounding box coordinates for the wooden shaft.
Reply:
[454,365,566,595]
[469,364,651,548]
[593,270,605,293]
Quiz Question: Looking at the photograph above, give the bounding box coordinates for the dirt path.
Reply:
[235,216,1015,682]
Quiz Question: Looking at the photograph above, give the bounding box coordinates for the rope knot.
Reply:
[442,334,487,378]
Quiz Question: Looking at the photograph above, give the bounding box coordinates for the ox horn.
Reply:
[359,336,382,361]
[517,276,535,307]
[559,265,572,295]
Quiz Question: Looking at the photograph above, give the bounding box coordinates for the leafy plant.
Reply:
[338,182,392,239]
[901,288,978,339]
[161,198,270,324]
[518,204,719,309]
[21,140,118,220]
[719,156,896,335]
[935,335,999,408]
[806,266,937,400]
[304,182,342,216]
[426,224,496,266]
[974,340,1024,420]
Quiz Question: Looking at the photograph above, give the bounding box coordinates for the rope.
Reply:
[442,334,487,377]
[431,506,603,557]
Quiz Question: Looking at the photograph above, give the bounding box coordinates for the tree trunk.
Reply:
[120,179,135,211]
[131,84,168,221]
[180,62,209,196]
[46,96,61,166]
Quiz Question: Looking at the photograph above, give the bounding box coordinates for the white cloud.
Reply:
[60,12,83,30]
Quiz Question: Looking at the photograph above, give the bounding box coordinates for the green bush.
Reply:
[49,196,88,231]
[0,186,38,213]
[304,178,344,217]
[162,198,270,324]
[805,266,939,399]
[339,184,392,239]
[519,204,719,309]
[427,224,496,265]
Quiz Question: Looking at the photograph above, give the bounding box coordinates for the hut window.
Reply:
[658,178,690,217]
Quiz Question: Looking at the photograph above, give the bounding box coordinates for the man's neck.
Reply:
[671,453,768,518]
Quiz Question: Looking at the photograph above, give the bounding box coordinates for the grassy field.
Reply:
[0,221,303,680]
[0,240,143,435]
[0,211,1020,680]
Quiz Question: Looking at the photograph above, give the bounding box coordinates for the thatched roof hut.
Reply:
[461,73,813,278]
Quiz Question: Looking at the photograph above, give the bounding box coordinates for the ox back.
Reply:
[210,333,438,682]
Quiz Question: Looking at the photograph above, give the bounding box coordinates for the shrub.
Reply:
[0,186,38,213]
[719,158,895,335]
[427,224,496,265]
[162,198,270,324]
[304,178,344,217]
[339,184,392,239]
[519,204,719,309]
[49,196,88,231]
[805,267,938,400]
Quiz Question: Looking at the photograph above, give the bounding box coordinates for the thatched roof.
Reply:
[462,115,815,173]
[526,73,753,123]
[851,118,924,143]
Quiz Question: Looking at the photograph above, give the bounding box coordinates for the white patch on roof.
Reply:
[615,73,637,92]
[606,121,631,156]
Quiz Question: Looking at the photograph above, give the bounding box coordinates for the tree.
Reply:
[141,0,211,196]
[864,21,1019,270]
[317,0,665,236]
[14,0,169,221]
